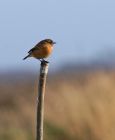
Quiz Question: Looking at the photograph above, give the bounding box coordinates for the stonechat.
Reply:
[23,39,56,61]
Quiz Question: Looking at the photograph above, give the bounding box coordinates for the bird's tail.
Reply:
[23,54,31,60]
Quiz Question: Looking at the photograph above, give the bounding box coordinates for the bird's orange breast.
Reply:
[32,45,53,59]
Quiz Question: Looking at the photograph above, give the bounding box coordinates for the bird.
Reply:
[23,39,56,62]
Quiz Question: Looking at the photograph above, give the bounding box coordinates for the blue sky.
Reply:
[0,0,115,71]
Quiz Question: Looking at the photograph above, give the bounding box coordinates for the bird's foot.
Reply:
[41,59,49,64]
[37,58,49,64]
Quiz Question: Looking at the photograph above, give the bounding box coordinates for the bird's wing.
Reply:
[28,42,41,53]
[28,47,38,53]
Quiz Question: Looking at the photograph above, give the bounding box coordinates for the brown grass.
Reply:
[0,70,115,140]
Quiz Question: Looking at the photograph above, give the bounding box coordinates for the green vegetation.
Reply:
[0,122,75,140]
[44,121,76,140]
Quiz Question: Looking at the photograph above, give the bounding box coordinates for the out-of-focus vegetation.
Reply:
[0,67,115,140]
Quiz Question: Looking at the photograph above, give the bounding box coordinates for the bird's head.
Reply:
[44,39,56,45]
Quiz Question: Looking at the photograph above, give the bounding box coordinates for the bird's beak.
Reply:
[53,42,56,44]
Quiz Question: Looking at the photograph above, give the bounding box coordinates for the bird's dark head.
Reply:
[44,39,56,45]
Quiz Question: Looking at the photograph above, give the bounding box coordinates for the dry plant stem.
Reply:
[36,61,49,140]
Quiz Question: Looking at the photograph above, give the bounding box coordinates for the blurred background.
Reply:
[0,0,115,140]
